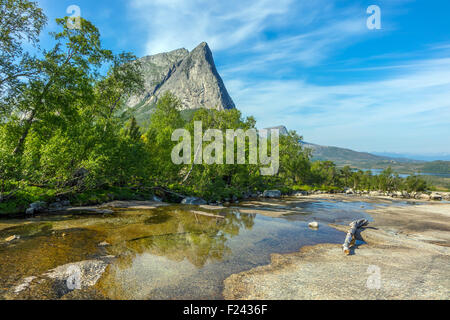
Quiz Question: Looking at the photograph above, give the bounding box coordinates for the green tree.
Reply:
[183,108,260,200]
[339,166,353,187]
[144,92,185,184]
[404,175,427,192]
[278,130,311,185]
[311,161,338,187]
[122,116,141,142]
[11,17,111,155]
[0,0,47,116]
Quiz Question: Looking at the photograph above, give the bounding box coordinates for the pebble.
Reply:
[5,235,20,242]
[308,222,319,229]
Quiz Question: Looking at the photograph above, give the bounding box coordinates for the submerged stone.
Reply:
[181,197,207,205]
[308,222,319,229]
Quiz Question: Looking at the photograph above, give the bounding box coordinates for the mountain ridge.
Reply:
[126,42,235,124]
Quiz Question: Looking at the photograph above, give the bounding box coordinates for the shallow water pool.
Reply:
[0,198,413,299]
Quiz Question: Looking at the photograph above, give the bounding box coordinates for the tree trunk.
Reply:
[12,49,74,155]
[181,143,202,183]
[343,219,369,255]
[12,107,37,155]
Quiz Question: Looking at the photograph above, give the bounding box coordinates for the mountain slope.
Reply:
[303,142,417,164]
[126,42,235,124]
[302,142,450,175]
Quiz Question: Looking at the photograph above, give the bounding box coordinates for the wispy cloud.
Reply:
[129,0,293,54]
[125,0,450,154]
[221,17,368,76]
[228,55,450,153]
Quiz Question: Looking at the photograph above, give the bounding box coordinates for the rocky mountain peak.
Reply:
[264,126,289,135]
[126,42,235,123]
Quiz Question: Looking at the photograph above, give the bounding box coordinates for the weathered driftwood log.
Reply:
[191,211,224,219]
[343,219,369,255]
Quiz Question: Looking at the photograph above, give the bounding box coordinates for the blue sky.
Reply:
[36,0,450,156]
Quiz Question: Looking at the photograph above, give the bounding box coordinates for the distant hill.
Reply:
[372,152,450,161]
[302,142,450,175]
[303,142,417,164]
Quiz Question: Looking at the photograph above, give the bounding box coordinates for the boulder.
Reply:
[9,256,114,298]
[430,193,442,201]
[43,258,113,295]
[308,222,319,229]
[417,193,430,200]
[49,202,63,210]
[26,201,47,214]
[392,191,403,198]
[181,197,207,205]
[262,190,282,198]
[30,201,47,210]
[292,191,308,197]
[345,188,354,195]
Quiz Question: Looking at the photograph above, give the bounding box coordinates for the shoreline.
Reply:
[2,195,449,299]
[2,189,449,219]
[223,200,450,300]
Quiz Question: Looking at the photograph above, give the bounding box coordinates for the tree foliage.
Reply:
[0,0,47,116]
[0,1,431,213]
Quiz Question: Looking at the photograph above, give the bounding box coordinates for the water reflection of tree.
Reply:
[118,208,255,268]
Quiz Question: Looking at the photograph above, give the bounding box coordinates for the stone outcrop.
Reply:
[181,197,207,205]
[26,201,47,215]
[127,42,235,121]
[9,256,115,299]
[262,190,282,198]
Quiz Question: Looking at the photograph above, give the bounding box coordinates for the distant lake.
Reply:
[359,169,450,178]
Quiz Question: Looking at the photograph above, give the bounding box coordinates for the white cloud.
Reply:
[126,0,450,154]
[128,0,372,73]
[129,0,292,54]
[218,2,373,76]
